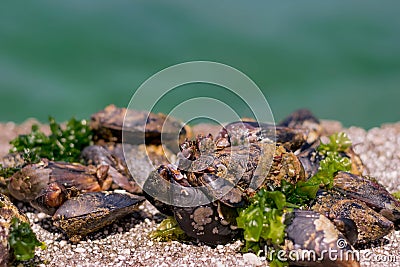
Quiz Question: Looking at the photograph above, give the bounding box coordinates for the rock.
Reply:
[243,253,262,266]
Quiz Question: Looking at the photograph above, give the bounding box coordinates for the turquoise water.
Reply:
[1,1,399,128]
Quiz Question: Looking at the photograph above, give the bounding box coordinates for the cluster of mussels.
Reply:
[0,105,399,267]
[143,109,400,267]
[0,104,186,263]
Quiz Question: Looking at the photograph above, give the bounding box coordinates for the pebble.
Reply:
[118,255,126,261]
[145,252,151,260]
[243,253,262,266]
[122,248,131,255]
[75,247,86,253]
[37,212,47,220]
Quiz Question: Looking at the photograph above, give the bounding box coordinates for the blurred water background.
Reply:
[0,1,399,129]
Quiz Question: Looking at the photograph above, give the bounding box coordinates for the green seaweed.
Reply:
[149,216,189,242]
[236,189,289,267]
[393,191,400,200]
[0,164,20,178]
[317,132,352,154]
[8,217,46,261]
[295,132,352,200]
[9,117,92,163]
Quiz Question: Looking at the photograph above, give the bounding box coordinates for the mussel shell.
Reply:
[284,210,360,267]
[8,162,51,201]
[81,144,143,194]
[216,121,307,151]
[30,182,69,215]
[123,144,175,192]
[312,189,393,245]
[297,146,321,179]
[198,173,245,208]
[173,201,238,245]
[52,191,145,242]
[279,109,320,128]
[90,105,189,152]
[47,161,110,192]
[333,172,400,223]
[143,168,175,216]
[278,109,322,145]
[143,166,239,245]
[330,199,393,245]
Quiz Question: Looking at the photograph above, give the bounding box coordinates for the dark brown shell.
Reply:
[173,202,239,245]
[52,191,145,242]
[215,121,308,151]
[333,171,400,223]
[8,160,112,203]
[8,161,51,202]
[312,190,393,245]
[90,104,191,152]
[278,109,322,145]
[81,145,141,193]
[285,210,360,267]
[30,182,69,215]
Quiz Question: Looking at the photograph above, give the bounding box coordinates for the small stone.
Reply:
[243,253,262,266]
[37,212,47,220]
[118,255,126,261]
[122,248,131,255]
[75,247,86,253]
